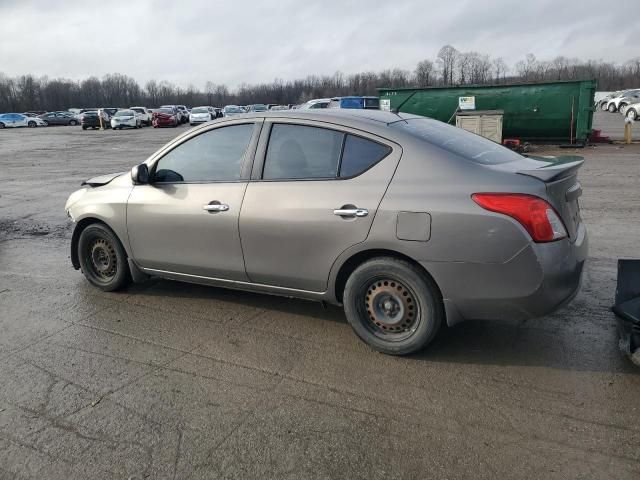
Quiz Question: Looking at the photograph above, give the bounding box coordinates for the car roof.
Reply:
[234,109,419,125]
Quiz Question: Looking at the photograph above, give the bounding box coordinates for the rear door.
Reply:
[239,119,401,292]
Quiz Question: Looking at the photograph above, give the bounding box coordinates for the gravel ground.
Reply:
[0,122,639,479]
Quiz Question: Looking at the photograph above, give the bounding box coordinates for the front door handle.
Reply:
[334,208,368,218]
[203,203,229,212]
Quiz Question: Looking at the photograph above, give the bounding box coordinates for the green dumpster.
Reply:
[378,80,597,143]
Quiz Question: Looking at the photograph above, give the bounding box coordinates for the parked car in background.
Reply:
[328,96,380,110]
[597,91,621,110]
[177,105,189,124]
[606,90,640,112]
[269,105,289,111]
[298,98,331,109]
[223,105,245,117]
[248,104,268,113]
[153,107,179,128]
[189,106,215,125]
[111,109,142,130]
[0,113,47,128]
[160,105,186,124]
[624,101,640,120]
[38,111,79,126]
[64,109,588,355]
[130,107,152,126]
[81,110,111,130]
[214,107,224,118]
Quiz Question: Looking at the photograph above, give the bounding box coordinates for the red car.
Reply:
[152,107,179,128]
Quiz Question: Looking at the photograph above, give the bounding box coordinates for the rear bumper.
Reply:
[423,222,588,325]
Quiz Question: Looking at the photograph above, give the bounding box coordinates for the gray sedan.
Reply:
[64,110,587,355]
[38,111,79,126]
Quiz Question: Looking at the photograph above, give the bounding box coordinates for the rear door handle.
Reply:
[203,203,229,212]
[333,208,368,218]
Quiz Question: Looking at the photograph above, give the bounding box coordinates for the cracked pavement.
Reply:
[1,112,639,479]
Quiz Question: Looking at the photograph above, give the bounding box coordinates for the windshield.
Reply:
[391,118,521,165]
[225,106,243,113]
[191,107,208,113]
[115,110,134,117]
[131,108,144,113]
[250,104,267,111]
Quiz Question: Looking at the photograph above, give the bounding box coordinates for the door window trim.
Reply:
[147,120,263,185]
[251,119,396,182]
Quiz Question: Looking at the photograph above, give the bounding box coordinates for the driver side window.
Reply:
[154,123,254,182]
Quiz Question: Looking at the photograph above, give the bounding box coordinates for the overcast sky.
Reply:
[0,0,637,89]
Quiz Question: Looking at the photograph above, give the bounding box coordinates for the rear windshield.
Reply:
[115,110,134,116]
[191,107,208,113]
[157,108,173,114]
[391,118,520,165]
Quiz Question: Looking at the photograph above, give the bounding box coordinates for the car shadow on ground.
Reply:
[125,279,637,374]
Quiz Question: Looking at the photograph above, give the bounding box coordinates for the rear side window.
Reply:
[392,118,520,165]
[154,124,254,182]
[263,124,343,179]
[339,135,391,177]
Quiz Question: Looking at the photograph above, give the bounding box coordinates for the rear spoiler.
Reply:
[517,157,584,182]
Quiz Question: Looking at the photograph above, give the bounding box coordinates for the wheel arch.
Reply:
[333,248,442,304]
[70,217,123,269]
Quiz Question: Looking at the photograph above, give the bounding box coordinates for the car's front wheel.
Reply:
[343,257,443,355]
[27,121,37,127]
[0,122,5,129]
[608,103,617,113]
[78,223,131,291]
[627,108,638,121]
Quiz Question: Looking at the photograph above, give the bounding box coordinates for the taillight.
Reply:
[471,193,567,242]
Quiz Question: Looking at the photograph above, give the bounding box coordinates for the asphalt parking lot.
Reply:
[1,118,640,479]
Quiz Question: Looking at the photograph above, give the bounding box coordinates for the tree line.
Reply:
[1,45,638,112]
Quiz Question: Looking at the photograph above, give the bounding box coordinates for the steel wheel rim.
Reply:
[88,238,117,281]
[363,277,421,341]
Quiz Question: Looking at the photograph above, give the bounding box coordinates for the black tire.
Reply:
[608,103,617,113]
[27,121,36,128]
[343,257,443,355]
[627,109,638,121]
[42,120,49,127]
[0,122,4,129]
[69,120,78,126]
[78,223,131,292]
[82,126,87,130]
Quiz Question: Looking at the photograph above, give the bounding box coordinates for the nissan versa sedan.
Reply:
[65,110,588,355]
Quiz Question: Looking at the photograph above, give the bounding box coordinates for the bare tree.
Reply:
[414,60,434,87]
[437,45,458,86]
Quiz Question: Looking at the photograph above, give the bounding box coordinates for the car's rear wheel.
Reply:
[78,223,131,291]
[42,120,49,126]
[608,103,617,113]
[619,103,628,112]
[69,120,78,126]
[343,257,443,355]
[27,121,36,127]
[82,126,87,130]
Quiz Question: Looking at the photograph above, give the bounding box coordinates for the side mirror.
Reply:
[131,163,150,185]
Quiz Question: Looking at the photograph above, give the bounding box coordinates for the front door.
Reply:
[127,121,260,281]
[240,120,400,292]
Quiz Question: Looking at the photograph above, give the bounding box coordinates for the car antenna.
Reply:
[391,90,418,115]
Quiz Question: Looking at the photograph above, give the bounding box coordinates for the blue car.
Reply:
[328,96,380,110]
